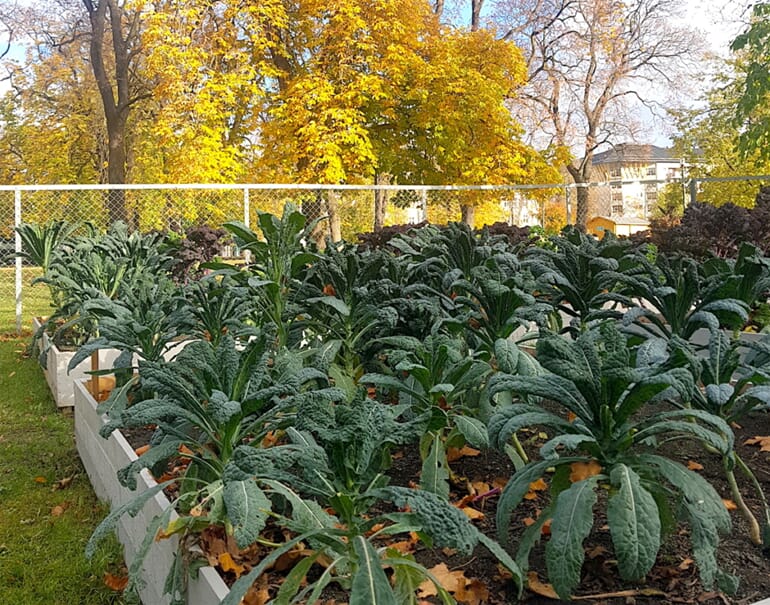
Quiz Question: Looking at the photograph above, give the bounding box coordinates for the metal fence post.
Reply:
[14,188,22,334]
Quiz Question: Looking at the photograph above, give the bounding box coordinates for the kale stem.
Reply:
[734,452,770,529]
[724,457,762,545]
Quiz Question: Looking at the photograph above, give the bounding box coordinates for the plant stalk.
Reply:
[724,457,762,545]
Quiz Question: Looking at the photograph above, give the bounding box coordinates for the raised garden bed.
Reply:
[33,317,122,409]
[73,379,229,605]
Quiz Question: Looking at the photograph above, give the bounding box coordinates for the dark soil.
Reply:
[116,413,770,604]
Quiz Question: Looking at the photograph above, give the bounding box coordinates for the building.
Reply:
[590,144,684,219]
[586,215,650,238]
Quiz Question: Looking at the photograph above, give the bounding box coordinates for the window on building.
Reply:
[645,184,658,203]
[612,204,624,215]
[609,166,622,178]
[611,184,623,203]
[646,165,656,176]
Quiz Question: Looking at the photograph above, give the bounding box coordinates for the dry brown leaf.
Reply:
[50,504,66,517]
[460,506,484,520]
[34,476,47,484]
[722,499,738,511]
[455,578,490,605]
[274,547,313,572]
[492,476,508,490]
[567,411,577,423]
[569,460,602,482]
[134,444,150,456]
[242,574,271,605]
[417,563,468,597]
[542,518,552,536]
[52,475,74,490]
[446,446,481,463]
[385,540,415,554]
[527,571,559,599]
[218,552,245,577]
[524,477,548,500]
[686,460,704,471]
[679,557,695,570]
[103,572,128,591]
[469,480,491,496]
[744,435,770,452]
[522,517,536,527]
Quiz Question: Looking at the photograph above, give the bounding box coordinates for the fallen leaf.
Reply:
[542,518,552,536]
[34,476,47,484]
[460,506,484,520]
[469,480,491,496]
[455,578,490,605]
[679,557,694,571]
[103,572,128,591]
[134,444,150,456]
[744,435,770,452]
[524,477,548,499]
[446,446,481,462]
[52,475,74,490]
[567,411,577,423]
[418,563,468,597]
[8,371,15,378]
[686,460,704,471]
[527,571,559,599]
[242,574,270,605]
[386,540,415,555]
[722,499,738,511]
[522,517,536,527]
[218,552,245,577]
[569,460,602,482]
[50,504,66,517]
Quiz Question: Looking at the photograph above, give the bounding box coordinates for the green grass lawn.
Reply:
[0,337,127,604]
[0,267,54,334]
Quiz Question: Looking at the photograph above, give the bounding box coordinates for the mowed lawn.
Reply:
[0,272,127,604]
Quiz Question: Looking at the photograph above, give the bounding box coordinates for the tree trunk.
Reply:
[461,203,475,227]
[566,164,590,231]
[83,0,133,224]
[327,190,342,243]
[575,185,589,231]
[374,173,389,232]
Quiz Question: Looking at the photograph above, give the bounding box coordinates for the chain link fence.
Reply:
[3,177,770,333]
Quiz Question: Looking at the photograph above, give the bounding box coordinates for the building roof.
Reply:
[589,215,650,226]
[591,144,677,166]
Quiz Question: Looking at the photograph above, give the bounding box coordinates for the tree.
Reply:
[671,73,770,208]
[492,0,703,228]
[731,3,770,163]
[81,0,149,223]
[257,0,559,229]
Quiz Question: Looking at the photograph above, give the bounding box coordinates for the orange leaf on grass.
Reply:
[50,504,66,517]
[34,476,47,484]
[103,572,128,591]
[569,460,602,483]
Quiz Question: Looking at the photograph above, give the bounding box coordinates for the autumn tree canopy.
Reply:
[0,0,558,229]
